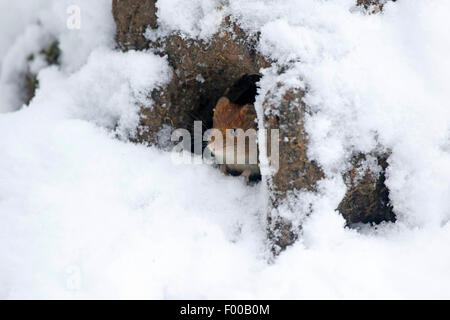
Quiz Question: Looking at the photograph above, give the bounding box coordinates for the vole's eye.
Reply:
[230,128,238,136]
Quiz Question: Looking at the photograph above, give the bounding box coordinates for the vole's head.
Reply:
[207,97,258,164]
[206,73,261,166]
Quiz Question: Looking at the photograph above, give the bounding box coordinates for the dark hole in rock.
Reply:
[225,74,262,106]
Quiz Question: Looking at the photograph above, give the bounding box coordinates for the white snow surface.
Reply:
[0,0,450,298]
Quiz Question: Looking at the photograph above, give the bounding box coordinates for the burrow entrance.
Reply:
[137,24,271,154]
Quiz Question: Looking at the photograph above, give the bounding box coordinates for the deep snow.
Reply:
[0,0,449,299]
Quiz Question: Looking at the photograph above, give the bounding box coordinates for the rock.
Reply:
[24,72,38,106]
[338,154,395,225]
[262,87,324,253]
[263,86,394,253]
[356,0,396,13]
[112,0,158,51]
[111,1,395,254]
[112,0,270,148]
[40,40,61,65]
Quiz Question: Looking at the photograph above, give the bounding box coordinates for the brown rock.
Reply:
[24,72,38,106]
[338,154,395,225]
[263,86,394,253]
[112,0,158,51]
[356,0,396,13]
[263,87,324,253]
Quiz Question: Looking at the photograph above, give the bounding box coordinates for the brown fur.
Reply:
[209,97,260,177]
[213,97,257,133]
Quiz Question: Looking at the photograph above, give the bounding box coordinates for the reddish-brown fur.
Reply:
[209,96,260,177]
[213,97,257,136]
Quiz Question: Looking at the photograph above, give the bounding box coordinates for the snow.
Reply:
[155,0,224,39]
[0,0,450,298]
[0,0,115,113]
